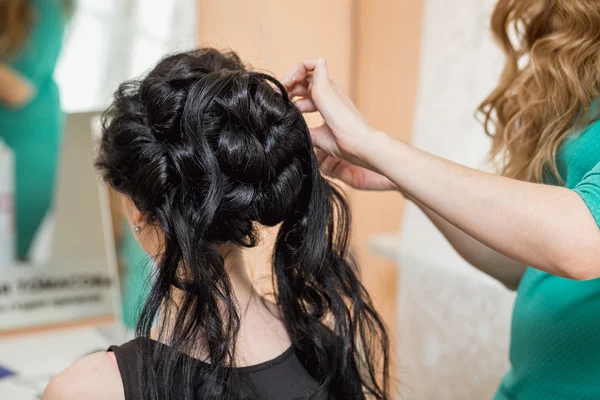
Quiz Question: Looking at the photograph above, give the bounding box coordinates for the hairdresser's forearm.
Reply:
[403,186,526,288]
[415,200,526,289]
[0,64,35,108]
[365,132,600,280]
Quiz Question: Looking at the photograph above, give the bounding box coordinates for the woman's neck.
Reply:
[151,245,264,338]
[151,244,291,365]
[219,244,259,306]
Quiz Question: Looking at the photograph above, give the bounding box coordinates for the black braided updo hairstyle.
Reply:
[96,48,389,399]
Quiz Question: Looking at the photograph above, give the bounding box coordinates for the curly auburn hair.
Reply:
[479,0,600,183]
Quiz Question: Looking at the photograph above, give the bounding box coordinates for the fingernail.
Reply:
[292,74,297,83]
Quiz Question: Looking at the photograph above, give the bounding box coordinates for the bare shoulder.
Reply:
[42,351,124,400]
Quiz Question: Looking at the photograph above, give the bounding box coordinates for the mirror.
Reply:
[0,0,196,333]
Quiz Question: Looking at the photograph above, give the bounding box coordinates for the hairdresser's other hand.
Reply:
[316,150,397,191]
[282,58,383,168]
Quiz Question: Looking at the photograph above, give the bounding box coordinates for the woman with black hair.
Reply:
[42,48,390,400]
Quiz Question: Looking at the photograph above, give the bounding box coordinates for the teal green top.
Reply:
[0,0,65,258]
[119,219,151,329]
[495,119,600,399]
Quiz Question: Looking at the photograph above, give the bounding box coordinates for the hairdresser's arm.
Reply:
[416,202,526,289]
[284,58,600,281]
[369,136,596,280]
[317,153,526,289]
[0,64,35,108]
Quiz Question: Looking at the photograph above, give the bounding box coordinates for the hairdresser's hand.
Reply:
[316,150,397,191]
[282,58,384,168]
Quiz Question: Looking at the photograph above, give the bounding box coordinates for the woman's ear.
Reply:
[120,195,145,229]
[119,194,162,258]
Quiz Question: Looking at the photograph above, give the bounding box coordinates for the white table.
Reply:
[0,324,131,399]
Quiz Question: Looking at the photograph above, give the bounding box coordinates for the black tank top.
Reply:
[108,338,365,399]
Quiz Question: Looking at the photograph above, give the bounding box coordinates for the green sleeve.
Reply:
[574,161,600,227]
[6,0,65,88]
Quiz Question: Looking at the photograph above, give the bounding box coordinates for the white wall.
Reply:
[395,0,516,398]
[55,0,197,113]
[401,0,504,269]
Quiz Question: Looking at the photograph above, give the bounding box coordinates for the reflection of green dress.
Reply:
[119,220,151,329]
[0,0,65,259]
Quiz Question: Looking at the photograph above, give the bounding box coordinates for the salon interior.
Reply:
[1,0,522,399]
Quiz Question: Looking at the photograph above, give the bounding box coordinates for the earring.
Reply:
[134,225,143,235]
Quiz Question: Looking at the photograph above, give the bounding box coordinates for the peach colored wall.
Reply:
[197,0,354,286]
[198,0,423,350]
[351,0,423,335]
[198,0,353,89]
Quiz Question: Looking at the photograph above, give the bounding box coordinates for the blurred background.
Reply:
[0,0,516,398]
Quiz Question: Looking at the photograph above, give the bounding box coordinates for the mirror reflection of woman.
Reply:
[0,0,71,260]
[283,0,600,398]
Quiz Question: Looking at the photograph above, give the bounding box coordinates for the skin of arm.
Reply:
[284,58,600,282]
[416,201,526,290]
[316,150,526,289]
[363,133,600,281]
[0,63,35,108]
[41,352,124,400]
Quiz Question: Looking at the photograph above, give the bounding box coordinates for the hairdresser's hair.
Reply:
[96,48,389,399]
[478,0,600,183]
[0,0,33,57]
[0,0,74,58]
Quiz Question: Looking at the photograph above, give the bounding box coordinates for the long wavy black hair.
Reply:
[96,48,390,399]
